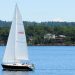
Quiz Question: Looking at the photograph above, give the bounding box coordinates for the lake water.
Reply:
[0,46,75,75]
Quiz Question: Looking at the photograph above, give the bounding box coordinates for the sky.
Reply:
[0,0,75,22]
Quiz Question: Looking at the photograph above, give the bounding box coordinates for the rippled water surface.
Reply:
[0,46,75,75]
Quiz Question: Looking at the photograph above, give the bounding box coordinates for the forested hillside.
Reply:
[0,20,75,46]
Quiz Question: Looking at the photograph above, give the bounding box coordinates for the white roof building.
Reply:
[44,33,55,39]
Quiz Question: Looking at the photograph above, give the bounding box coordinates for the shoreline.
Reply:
[0,44,75,46]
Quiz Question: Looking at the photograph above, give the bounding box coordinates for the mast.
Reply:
[15,4,18,63]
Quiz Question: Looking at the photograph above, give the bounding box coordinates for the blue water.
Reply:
[0,46,75,75]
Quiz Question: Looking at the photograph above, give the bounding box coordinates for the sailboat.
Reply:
[1,4,34,71]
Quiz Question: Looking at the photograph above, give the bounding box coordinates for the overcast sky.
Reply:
[0,0,75,22]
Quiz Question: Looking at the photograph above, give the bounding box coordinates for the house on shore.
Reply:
[44,33,56,40]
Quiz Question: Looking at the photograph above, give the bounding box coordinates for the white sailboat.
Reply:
[1,4,34,71]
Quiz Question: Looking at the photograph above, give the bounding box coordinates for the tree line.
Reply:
[0,20,75,45]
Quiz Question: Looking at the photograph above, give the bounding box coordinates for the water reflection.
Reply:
[2,71,32,75]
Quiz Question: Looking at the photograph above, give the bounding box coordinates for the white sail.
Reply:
[15,5,29,61]
[3,4,29,64]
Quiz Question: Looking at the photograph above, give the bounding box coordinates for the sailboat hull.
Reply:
[2,64,33,71]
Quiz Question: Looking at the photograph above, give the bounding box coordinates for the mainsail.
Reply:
[3,4,29,64]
